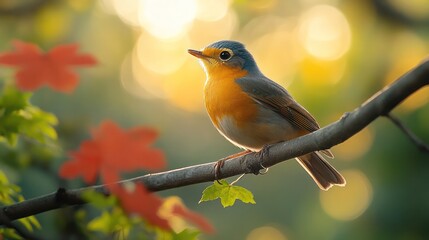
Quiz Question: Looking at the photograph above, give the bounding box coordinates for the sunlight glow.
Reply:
[131,50,167,99]
[298,56,346,85]
[247,226,287,240]
[384,31,429,111]
[124,32,205,111]
[334,127,374,161]
[110,0,140,26]
[139,0,197,39]
[136,33,189,74]
[35,5,71,42]
[298,5,351,60]
[320,170,373,221]
[188,9,238,46]
[250,28,297,84]
[195,0,230,22]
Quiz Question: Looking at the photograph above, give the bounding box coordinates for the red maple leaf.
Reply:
[110,183,172,230]
[59,120,166,184]
[111,184,215,233]
[172,202,215,234]
[0,40,96,93]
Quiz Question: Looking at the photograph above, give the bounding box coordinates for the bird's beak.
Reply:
[188,49,207,59]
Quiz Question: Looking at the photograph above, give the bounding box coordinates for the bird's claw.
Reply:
[214,150,252,182]
[257,144,271,175]
[214,158,226,183]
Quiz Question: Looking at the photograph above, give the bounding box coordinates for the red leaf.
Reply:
[111,184,214,233]
[0,40,96,93]
[49,44,97,66]
[59,141,101,183]
[172,203,215,234]
[59,120,166,184]
[92,121,166,173]
[111,183,171,230]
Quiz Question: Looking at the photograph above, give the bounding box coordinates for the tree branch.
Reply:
[2,59,429,225]
[385,113,429,153]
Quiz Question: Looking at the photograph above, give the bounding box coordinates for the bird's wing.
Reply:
[236,75,319,132]
[236,75,334,158]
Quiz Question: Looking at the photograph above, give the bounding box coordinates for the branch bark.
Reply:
[2,59,429,225]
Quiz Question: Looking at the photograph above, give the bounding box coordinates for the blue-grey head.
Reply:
[188,40,260,76]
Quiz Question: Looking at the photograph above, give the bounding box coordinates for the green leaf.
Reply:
[87,207,131,237]
[0,84,57,146]
[0,85,30,113]
[27,215,41,229]
[0,170,40,232]
[81,190,118,209]
[87,211,112,234]
[173,229,200,240]
[199,180,256,207]
[0,228,24,240]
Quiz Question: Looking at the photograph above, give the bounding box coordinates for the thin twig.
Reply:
[385,113,429,153]
[230,174,245,185]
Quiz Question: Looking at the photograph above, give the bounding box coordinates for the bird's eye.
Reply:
[219,51,232,61]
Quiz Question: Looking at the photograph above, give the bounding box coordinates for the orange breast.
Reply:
[204,66,258,128]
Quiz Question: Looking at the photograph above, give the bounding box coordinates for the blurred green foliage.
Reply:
[0,169,40,239]
[0,84,57,146]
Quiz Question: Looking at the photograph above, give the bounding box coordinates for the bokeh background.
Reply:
[1,0,429,239]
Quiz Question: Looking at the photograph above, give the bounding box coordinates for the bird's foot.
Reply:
[214,150,252,182]
[256,145,271,175]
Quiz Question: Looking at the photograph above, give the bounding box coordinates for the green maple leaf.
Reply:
[199,180,256,207]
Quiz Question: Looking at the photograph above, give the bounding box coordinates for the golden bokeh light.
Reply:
[400,87,429,111]
[131,51,166,98]
[246,0,278,12]
[298,56,346,86]
[241,15,287,40]
[139,0,197,39]
[121,53,155,99]
[124,38,205,111]
[109,0,140,26]
[188,9,238,47]
[131,50,167,99]
[136,33,189,75]
[67,0,91,11]
[163,59,205,112]
[383,31,429,112]
[35,5,71,42]
[320,170,373,221]
[98,0,116,14]
[195,0,231,22]
[298,5,351,60]
[246,226,287,240]
[249,24,298,84]
[334,127,374,161]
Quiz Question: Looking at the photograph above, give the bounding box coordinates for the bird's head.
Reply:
[188,40,259,77]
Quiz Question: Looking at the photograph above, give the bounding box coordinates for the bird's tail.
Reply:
[296,152,346,190]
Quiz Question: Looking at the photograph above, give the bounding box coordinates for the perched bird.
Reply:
[188,40,345,190]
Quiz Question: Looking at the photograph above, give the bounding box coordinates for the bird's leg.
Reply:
[257,144,272,175]
[215,150,252,181]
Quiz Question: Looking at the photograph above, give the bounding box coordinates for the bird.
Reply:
[188,40,346,190]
